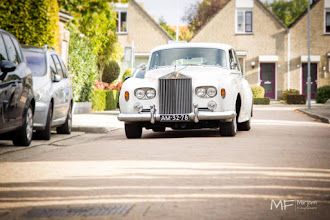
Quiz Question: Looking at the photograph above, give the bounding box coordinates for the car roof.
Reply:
[22,45,45,53]
[151,43,233,53]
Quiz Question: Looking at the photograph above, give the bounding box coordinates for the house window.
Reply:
[326,10,330,33]
[236,9,253,33]
[116,11,127,33]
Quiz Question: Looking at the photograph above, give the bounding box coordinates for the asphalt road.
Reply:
[0,106,329,220]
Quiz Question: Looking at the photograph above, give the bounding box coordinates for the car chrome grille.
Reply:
[159,72,192,114]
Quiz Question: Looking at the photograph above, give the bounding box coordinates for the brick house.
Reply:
[288,0,330,99]
[58,12,73,65]
[114,0,173,73]
[190,0,330,100]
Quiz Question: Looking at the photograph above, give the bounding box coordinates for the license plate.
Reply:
[160,114,189,122]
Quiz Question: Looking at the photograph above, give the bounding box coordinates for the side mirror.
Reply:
[1,60,16,73]
[139,63,147,71]
[53,74,61,82]
[230,61,237,70]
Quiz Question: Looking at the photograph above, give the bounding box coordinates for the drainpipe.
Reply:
[287,29,290,90]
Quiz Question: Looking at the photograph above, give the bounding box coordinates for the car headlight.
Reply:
[134,88,156,99]
[196,88,206,97]
[35,89,44,101]
[196,86,217,98]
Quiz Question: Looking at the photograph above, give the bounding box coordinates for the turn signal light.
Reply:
[221,89,226,98]
[125,91,129,101]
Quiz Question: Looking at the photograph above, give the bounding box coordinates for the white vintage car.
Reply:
[118,43,253,138]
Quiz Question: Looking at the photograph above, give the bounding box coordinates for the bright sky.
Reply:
[135,0,273,25]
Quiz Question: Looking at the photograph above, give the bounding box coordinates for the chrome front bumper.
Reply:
[118,105,236,124]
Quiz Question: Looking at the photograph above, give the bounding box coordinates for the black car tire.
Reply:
[12,105,33,146]
[219,117,237,137]
[152,127,166,132]
[237,119,251,131]
[57,104,72,134]
[125,123,142,139]
[36,102,53,140]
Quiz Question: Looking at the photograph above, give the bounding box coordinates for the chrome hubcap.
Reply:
[26,108,33,141]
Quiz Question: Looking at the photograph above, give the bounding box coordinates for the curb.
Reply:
[72,126,119,133]
[296,109,330,124]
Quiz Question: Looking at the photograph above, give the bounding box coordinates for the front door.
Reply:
[260,63,276,99]
[302,63,317,99]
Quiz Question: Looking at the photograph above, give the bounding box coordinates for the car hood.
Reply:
[144,66,233,81]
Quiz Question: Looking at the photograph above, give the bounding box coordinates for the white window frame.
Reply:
[325,8,330,34]
[116,10,128,34]
[236,8,253,34]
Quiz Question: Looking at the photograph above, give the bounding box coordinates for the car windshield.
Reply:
[149,48,227,70]
[24,51,46,77]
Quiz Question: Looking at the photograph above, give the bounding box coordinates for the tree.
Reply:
[183,0,227,33]
[266,0,307,26]
[159,17,193,41]
[0,0,59,49]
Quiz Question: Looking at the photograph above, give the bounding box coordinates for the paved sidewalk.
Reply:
[296,105,330,123]
[72,110,123,133]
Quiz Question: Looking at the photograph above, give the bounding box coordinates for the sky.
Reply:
[135,0,273,25]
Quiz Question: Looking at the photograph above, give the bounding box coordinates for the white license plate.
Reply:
[160,114,189,122]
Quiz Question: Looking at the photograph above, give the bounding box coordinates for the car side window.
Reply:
[233,49,240,72]
[49,54,57,80]
[2,34,20,65]
[51,54,63,78]
[0,34,8,62]
[57,56,68,78]
[11,36,23,62]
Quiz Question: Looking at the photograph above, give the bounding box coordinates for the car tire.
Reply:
[56,104,72,134]
[125,123,142,139]
[36,102,53,140]
[12,105,33,146]
[219,117,237,137]
[152,127,166,132]
[237,119,251,131]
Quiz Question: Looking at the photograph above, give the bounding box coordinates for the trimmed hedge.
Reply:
[92,90,119,111]
[287,94,306,104]
[253,98,270,105]
[251,86,265,98]
[0,0,59,48]
[316,85,330,103]
[282,89,299,102]
[102,60,120,84]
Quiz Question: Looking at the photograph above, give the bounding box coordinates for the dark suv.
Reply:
[0,29,35,146]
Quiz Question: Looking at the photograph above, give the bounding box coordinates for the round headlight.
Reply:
[134,102,143,113]
[146,89,156,99]
[207,100,217,111]
[135,89,145,99]
[35,89,44,101]
[207,87,217,97]
[197,88,206,97]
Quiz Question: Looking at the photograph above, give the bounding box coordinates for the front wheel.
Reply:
[219,117,237,137]
[125,123,142,139]
[36,102,53,140]
[12,105,33,146]
[237,119,251,131]
[57,104,72,134]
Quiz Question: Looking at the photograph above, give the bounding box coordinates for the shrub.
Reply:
[0,0,59,48]
[92,90,120,111]
[122,68,132,82]
[251,86,265,98]
[102,60,120,84]
[316,85,330,103]
[282,89,299,101]
[69,29,98,102]
[287,95,306,104]
[253,98,270,105]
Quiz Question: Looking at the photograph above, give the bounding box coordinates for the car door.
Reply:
[57,55,72,113]
[51,54,66,120]
[0,33,10,129]
[0,33,25,128]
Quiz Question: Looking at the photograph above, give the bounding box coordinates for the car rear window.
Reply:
[24,50,46,77]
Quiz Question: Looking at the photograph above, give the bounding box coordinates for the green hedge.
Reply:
[251,86,265,98]
[287,95,306,104]
[282,89,299,101]
[316,85,330,103]
[0,0,59,48]
[92,90,119,111]
[253,98,270,105]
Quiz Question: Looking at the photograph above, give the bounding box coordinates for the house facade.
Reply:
[115,0,173,73]
[191,0,330,100]
[58,12,73,65]
[289,0,330,99]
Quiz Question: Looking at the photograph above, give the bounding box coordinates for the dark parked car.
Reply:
[0,30,35,146]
